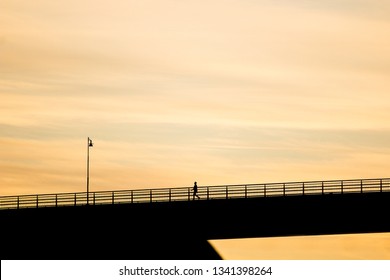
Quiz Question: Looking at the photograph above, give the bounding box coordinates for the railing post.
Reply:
[283,183,285,196]
[36,195,39,208]
[112,191,114,204]
[131,190,133,203]
[341,180,343,194]
[207,187,209,200]
[17,196,20,209]
[380,179,383,192]
[322,181,324,195]
[303,182,305,195]
[93,192,95,205]
[150,190,152,203]
[169,188,171,202]
[264,184,266,197]
[245,185,247,198]
[188,188,190,201]
[74,193,77,206]
[361,180,363,193]
[226,186,228,199]
[55,194,57,207]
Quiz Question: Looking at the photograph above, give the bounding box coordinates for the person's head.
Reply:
[194,181,197,185]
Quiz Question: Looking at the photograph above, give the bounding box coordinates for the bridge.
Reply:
[1,177,390,259]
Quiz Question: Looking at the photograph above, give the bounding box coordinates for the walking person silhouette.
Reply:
[192,181,200,200]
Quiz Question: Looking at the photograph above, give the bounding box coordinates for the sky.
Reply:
[1,0,390,259]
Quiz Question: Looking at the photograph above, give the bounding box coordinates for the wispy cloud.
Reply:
[1,0,390,196]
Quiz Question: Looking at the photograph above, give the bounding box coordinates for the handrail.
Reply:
[0,177,389,210]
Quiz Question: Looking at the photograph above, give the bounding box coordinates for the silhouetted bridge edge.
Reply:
[1,177,390,210]
[1,177,390,260]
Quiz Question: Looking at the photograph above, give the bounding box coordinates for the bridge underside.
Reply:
[1,192,389,259]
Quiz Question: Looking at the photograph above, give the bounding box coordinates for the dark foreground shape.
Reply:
[0,202,223,260]
[1,192,389,259]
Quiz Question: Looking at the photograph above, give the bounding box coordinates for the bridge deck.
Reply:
[1,177,390,210]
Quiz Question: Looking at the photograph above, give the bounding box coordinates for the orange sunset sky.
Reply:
[1,0,390,259]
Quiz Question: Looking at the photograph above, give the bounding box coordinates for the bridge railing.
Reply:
[1,177,389,210]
